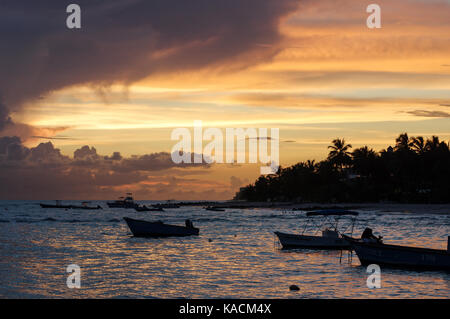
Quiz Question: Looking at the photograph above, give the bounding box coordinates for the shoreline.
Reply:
[210,201,450,214]
[1,200,450,214]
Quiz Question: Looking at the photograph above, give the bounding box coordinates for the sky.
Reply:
[0,0,449,200]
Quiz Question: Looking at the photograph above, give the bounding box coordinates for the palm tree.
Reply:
[410,136,426,154]
[439,141,450,152]
[352,146,378,177]
[425,136,440,152]
[306,160,316,171]
[395,133,410,151]
[327,138,352,169]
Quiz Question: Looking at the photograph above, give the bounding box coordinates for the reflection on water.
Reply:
[0,201,448,298]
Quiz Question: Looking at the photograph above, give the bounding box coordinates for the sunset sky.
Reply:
[0,0,449,200]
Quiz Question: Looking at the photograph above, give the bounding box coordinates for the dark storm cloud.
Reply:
[74,145,99,160]
[0,137,208,170]
[0,99,12,130]
[0,0,299,130]
[0,136,210,198]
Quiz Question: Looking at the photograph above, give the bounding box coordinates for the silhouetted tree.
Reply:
[395,133,410,152]
[410,136,426,154]
[327,138,352,169]
[234,134,450,203]
[352,146,378,177]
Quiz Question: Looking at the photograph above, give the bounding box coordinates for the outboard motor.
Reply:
[185,219,194,228]
[322,228,338,238]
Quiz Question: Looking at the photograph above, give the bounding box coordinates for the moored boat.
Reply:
[123,217,199,237]
[40,201,72,209]
[135,205,164,212]
[40,201,103,210]
[71,202,103,210]
[205,206,225,212]
[275,230,352,249]
[107,193,139,209]
[344,235,450,271]
[153,201,180,209]
[274,209,358,249]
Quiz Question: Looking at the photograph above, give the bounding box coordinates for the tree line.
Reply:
[234,133,450,203]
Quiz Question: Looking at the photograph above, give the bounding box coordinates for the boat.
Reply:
[275,230,352,249]
[205,206,225,212]
[40,201,103,210]
[40,200,72,209]
[153,201,180,209]
[123,217,199,237]
[344,235,450,271]
[107,193,139,209]
[274,209,359,249]
[134,205,164,212]
[71,202,103,210]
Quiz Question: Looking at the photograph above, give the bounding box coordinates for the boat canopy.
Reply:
[306,209,359,217]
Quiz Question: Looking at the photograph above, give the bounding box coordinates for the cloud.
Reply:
[0,99,12,131]
[230,175,247,190]
[31,136,76,140]
[0,136,211,199]
[407,110,450,118]
[246,136,276,141]
[74,145,99,160]
[0,0,299,134]
[28,141,69,163]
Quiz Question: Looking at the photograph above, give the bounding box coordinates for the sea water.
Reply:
[0,201,448,298]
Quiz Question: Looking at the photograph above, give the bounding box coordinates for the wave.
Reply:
[15,218,35,223]
[255,213,302,219]
[194,217,230,222]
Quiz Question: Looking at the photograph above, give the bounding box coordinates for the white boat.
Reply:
[274,209,358,249]
[124,217,199,237]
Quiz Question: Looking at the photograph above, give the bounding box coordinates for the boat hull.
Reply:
[107,203,139,208]
[154,204,180,209]
[40,203,72,209]
[40,203,102,210]
[274,231,351,249]
[135,207,164,212]
[205,208,225,212]
[346,237,450,271]
[124,217,199,237]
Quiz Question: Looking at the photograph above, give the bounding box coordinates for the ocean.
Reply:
[0,200,449,298]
